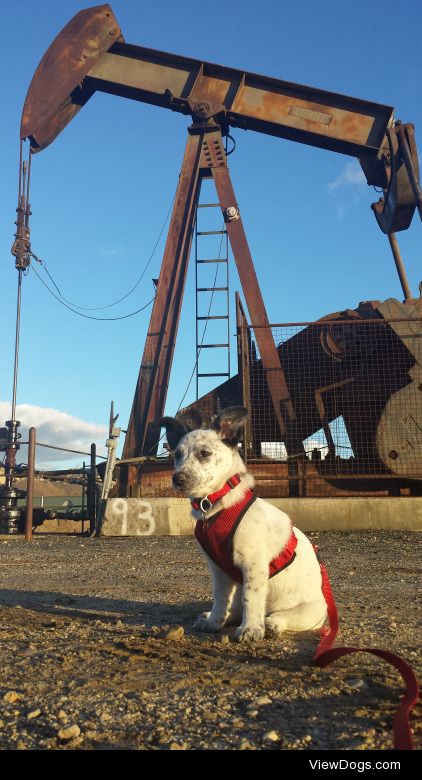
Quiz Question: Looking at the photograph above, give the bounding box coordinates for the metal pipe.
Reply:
[11,270,23,422]
[25,427,36,542]
[82,461,86,535]
[89,443,96,534]
[388,233,412,301]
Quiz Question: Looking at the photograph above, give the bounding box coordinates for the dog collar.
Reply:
[191,474,242,514]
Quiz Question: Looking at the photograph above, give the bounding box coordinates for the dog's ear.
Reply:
[177,408,203,431]
[159,417,189,451]
[159,410,203,451]
[212,406,248,446]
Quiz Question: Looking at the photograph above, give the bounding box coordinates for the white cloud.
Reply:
[328,161,366,192]
[0,402,107,469]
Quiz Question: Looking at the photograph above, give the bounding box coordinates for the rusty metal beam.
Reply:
[122,130,204,463]
[121,122,307,481]
[86,42,393,166]
[22,5,394,187]
[205,130,298,441]
[21,5,420,234]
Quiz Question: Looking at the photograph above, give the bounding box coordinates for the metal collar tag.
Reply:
[199,497,213,514]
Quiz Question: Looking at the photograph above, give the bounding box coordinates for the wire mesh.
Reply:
[242,317,422,497]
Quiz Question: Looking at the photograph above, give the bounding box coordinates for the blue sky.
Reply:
[1,0,422,468]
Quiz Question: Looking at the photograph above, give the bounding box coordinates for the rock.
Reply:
[164,626,185,641]
[348,678,367,691]
[263,730,281,742]
[27,709,41,720]
[169,742,186,750]
[57,724,81,741]
[3,691,21,704]
[57,709,68,721]
[252,696,272,707]
[220,634,230,644]
[203,710,217,721]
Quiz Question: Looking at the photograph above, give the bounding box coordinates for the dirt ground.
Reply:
[0,530,420,751]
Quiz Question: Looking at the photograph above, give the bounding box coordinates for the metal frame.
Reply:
[121,121,295,494]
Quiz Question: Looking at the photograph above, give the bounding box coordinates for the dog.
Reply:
[161,406,327,642]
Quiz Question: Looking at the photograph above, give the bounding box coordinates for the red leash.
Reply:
[314,557,419,751]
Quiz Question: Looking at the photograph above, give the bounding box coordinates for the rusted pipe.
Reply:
[25,426,36,541]
[388,233,412,301]
[89,443,97,534]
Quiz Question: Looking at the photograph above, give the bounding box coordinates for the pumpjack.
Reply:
[6,3,422,505]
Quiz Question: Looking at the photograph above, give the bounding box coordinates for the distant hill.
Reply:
[13,477,83,497]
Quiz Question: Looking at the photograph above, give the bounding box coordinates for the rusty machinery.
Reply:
[4,3,422,514]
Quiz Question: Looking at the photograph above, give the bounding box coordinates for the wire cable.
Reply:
[34,189,176,312]
[30,262,155,321]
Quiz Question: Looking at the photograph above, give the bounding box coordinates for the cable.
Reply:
[30,263,155,321]
[33,188,176,312]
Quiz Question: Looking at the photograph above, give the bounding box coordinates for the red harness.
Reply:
[194,487,297,584]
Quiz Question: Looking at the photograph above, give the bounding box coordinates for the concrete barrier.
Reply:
[100,496,422,536]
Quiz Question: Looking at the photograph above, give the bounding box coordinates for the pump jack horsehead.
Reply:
[161,407,328,642]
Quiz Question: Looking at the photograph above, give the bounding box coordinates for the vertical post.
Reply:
[236,293,252,461]
[88,444,96,535]
[81,461,86,534]
[25,426,36,541]
[388,233,412,301]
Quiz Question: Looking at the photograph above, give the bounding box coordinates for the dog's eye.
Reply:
[199,450,211,459]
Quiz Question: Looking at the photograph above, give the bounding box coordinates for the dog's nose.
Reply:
[172,472,187,488]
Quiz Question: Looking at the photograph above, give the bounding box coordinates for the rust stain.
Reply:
[191,75,230,105]
[21,4,122,151]
[234,87,373,145]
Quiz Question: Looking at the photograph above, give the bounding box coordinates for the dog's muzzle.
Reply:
[172,472,187,490]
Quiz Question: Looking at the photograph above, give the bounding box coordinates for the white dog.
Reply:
[161,406,327,642]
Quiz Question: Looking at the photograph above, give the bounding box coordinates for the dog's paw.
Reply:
[265,617,285,637]
[235,625,265,643]
[193,612,223,633]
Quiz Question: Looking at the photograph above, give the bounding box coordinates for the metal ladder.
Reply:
[195,186,230,400]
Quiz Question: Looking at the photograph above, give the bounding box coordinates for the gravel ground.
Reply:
[0,530,420,751]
